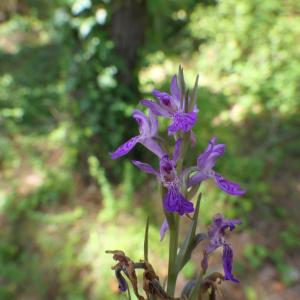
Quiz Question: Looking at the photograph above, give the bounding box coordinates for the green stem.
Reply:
[167,214,179,296]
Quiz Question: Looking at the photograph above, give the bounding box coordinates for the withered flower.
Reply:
[106,250,145,300]
[142,261,169,300]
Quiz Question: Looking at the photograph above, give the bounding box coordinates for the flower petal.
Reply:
[168,112,197,134]
[160,155,177,183]
[110,136,140,159]
[173,138,182,162]
[201,243,219,272]
[142,138,165,158]
[213,172,246,196]
[160,219,169,241]
[222,244,239,283]
[163,185,194,216]
[197,137,225,170]
[132,109,151,137]
[188,171,209,187]
[149,110,158,136]
[140,99,170,117]
[221,218,242,233]
[132,160,158,176]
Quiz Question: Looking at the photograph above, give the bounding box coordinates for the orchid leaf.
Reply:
[176,193,202,273]
[184,89,190,113]
[144,217,150,262]
[188,74,199,112]
[178,65,186,108]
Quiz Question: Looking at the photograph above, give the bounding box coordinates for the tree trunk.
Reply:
[110,0,147,87]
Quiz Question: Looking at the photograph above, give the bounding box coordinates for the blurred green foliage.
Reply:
[0,0,299,299]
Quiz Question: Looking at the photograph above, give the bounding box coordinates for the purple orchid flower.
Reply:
[132,139,194,216]
[188,137,246,195]
[140,75,198,135]
[201,214,242,283]
[110,110,164,159]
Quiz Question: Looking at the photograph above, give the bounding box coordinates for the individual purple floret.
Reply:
[110,110,164,159]
[132,139,194,216]
[141,75,197,135]
[201,214,242,283]
[188,137,246,195]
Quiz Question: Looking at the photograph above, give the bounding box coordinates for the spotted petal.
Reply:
[213,172,246,196]
[163,185,194,216]
[168,112,197,134]
[110,136,140,159]
[223,244,239,283]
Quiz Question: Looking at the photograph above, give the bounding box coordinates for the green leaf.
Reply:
[144,217,150,262]
[178,65,186,108]
[127,287,131,300]
[176,193,203,272]
[184,89,190,113]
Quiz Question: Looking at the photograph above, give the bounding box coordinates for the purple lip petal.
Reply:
[168,112,197,134]
[163,186,194,216]
[110,136,140,159]
[189,137,246,196]
[213,172,246,196]
[223,244,239,283]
